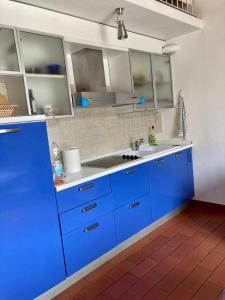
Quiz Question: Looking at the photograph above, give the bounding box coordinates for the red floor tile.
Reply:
[153,255,181,275]
[199,251,225,271]
[105,273,138,298]
[132,270,163,296]
[192,280,223,300]
[80,276,113,300]
[107,260,135,281]
[129,258,158,278]
[142,287,168,300]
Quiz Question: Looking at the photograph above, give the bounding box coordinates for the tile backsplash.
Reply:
[47,107,165,160]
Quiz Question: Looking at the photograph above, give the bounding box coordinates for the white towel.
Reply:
[177,90,187,139]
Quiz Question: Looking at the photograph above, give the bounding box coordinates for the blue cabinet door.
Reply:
[0,122,65,300]
[148,155,178,221]
[62,213,116,276]
[114,194,152,244]
[110,163,149,208]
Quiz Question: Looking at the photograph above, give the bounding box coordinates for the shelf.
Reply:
[25,73,65,79]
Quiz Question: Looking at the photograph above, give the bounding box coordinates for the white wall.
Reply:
[169,0,225,204]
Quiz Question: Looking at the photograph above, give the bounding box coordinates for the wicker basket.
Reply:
[0,104,17,117]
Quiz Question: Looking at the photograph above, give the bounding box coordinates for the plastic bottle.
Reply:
[148,125,158,146]
[51,142,64,183]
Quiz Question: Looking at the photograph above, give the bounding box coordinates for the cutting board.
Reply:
[0,94,8,105]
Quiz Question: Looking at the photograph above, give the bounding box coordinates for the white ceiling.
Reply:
[11,0,202,40]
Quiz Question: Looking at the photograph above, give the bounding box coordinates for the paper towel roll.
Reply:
[63,147,81,174]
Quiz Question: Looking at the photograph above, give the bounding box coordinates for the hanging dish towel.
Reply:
[177,90,187,139]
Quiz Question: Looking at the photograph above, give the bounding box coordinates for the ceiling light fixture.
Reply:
[115,8,128,40]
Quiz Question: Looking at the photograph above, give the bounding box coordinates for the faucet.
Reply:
[133,138,145,151]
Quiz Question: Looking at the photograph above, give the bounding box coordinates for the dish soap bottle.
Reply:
[51,142,64,184]
[148,125,158,146]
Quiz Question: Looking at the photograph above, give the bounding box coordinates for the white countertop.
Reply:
[56,142,193,192]
[0,115,46,124]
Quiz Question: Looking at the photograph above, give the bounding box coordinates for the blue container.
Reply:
[47,64,61,74]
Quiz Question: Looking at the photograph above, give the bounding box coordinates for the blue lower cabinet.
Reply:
[110,163,149,208]
[185,148,195,200]
[62,213,116,276]
[114,194,152,244]
[56,175,111,213]
[148,156,178,221]
[60,193,114,235]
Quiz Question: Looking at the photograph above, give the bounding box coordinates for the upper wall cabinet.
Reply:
[129,50,174,111]
[129,50,155,111]
[19,31,72,116]
[152,54,173,109]
[0,27,20,73]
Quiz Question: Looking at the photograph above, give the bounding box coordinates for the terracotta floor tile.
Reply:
[142,287,168,300]
[86,262,114,283]
[213,241,225,255]
[181,266,211,292]
[199,251,225,271]
[55,279,90,300]
[80,276,114,300]
[105,273,138,298]
[107,260,135,281]
[208,260,225,287]
[176,254,200,273]
[170,241,196,260]
[192,280,223,300]
[153,255,181,275]
[157,268,188,293]
[150,245,174,262]
[191,240,216,260]
[167,285,194,300]
[117,289,141,300]
[186,231,207,247]
[166,233,187,249]
[132,270,162,296]
[129,258,158,278]
[94,291,115,300]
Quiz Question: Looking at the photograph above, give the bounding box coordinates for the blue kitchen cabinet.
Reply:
[62,212,116,276]
[148,155,179,221]
[149,150,194,222]
[185,148,195,200]
[114,194,152,243]
[56,175,111,213]
[110,163,149,208]
[0,122,65,300]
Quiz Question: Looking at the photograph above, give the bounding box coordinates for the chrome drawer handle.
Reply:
[81,203,97,213]
[83,223,99,233]
[155,159,164,165]
[175,152,182,157]
[128,201,140,209]
[78,183,95,192]
[125,169,137,175]
[0,128,20,134]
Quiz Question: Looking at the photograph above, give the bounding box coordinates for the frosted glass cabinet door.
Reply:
[19,31,72,116]
[129,50,155,109]
[0,28,20,72]
[152,54,174,109]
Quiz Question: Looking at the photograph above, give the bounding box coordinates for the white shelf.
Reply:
[25,73,65,79]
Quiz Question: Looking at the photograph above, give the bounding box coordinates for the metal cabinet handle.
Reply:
[83,223,99,233]
[175,152,182,157]
[128,201,140,209]
[78,183,95,192]
[81,203,97,213]
[155,159,164,165]
[0,128,20,134]
[125,169,137,175]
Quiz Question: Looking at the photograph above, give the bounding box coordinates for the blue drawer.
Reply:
[56,175,111,213]
[114,194,152,244]
[62,213,116,276]
[60,193,114,235]
[110,163,149,208]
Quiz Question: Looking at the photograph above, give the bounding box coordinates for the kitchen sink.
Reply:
[122,144,181,158]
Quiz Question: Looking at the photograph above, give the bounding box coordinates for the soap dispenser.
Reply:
[148,125,158,146]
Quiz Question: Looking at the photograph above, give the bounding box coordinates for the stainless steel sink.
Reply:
[122,144,181,157]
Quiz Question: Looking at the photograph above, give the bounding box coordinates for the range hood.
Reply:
[74,91,143,108]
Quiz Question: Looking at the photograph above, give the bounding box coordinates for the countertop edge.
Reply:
[56,144,194,192]
[0,115,46,124]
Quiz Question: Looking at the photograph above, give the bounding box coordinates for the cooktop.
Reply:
[82,155,140,169]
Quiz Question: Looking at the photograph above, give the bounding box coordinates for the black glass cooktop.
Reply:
[82,155,140,169]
